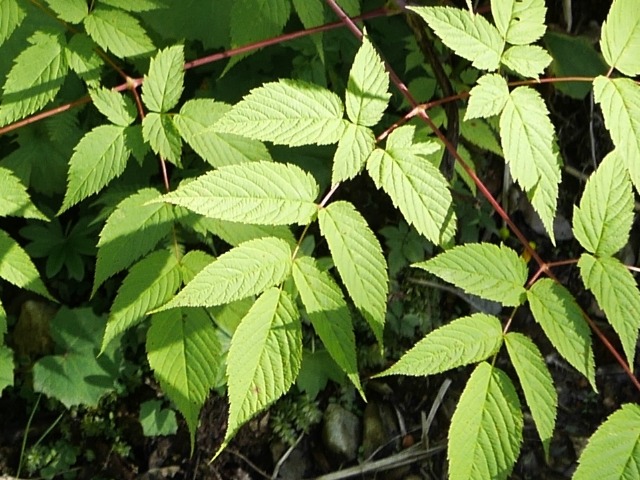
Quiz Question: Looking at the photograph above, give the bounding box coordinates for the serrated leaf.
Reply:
[65,33,103,86]
[157,237,292,311]
[332,123,375,184]
[292,257,362,396]
[0,0,26,46]
[491,0,546,45]
[572,150,633,256]
[214,79,346,146]
[527,279,596,389]
[0,167,47,220]
[229,0,290,52]
[449,362,522,479]
[291,0,324,61]
[376,313,503,377]
[84,6,154,58]
[460,116,503,156]
[600,0,640,76]
[579,254,640,368]
[415,243,527,306]
[0,229,53,300]
[573,403,640,480]
[410,6,504,71]
[161,161,319,225]
[142,45,184,112]
[102,250,181,351]
[367,125,456,245]
[504,332,557,459]
[593,76,640,193]
[90,87,136,126]
[44,0,87,23]
[94,188,174,295]
[465,73,509,120]
[318,201,388,344]
[142,112,182,164]
[99,0,168,12]
[179,250,214,284]
[0,345,13,393]
[60,124,131,213]
[501,45,552,78]
[217,288,301,457]
[147,307,221,450]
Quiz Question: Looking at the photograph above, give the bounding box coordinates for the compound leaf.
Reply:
[501,44,552,78]
[491,0,547,45]
[43,0,88,23]
[84,6,154,58]
[142,45,184,113]
[0,0,26,46]
[465,73,509,120]
[0,229,53,300]
[90,87,136,126]
[332,122,375,184]
[600,0,640,76]
[0,166,47,220]
[142,112,182,164]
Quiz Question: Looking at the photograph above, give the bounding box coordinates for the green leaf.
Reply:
[229,0,290,53]
[318,201,388,344]
[174,99,272,168]
[147,307,221,449]
[578,254,640,368]
[0,167,47,219]
[90,87,136,126]
[491,0,546,45]
[409,6,504,71]
[593,76,640,193]
[139,400,178,437]
[0,229,53,300]
[345,34,390,127]
[573,403,640,480]
[99,0,168,12]
[291,0,324,61]
[0,345,13,393]
[460,116,503,156]
[179,250,214,284]
[600,0,640,76]
[94,188,174,295]
[292,257,363,396]
[527,279,596,389]
[142,112,182,164]
[415,243,527,306]
[504,332,556,459]
[0,301,6,339]
[367,125,456,245]
[572,150,634,256]
[0,0,25,46]
[84,6,154,58]
[332,123,375,184]
[501,45,552,78]
[376,314,503,377]
[65,33,103,87]
[465,73,509,120]
[218,288,302,456]
[142,45,184,113]
[161,161,319,225]
[157,237,292,310]
[214,79,346,146]
[44,0,88,23]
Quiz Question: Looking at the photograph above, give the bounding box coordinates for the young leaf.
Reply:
[572,150,634,256]
[147,307,221,450]
[214,79,346,146]
[0,167,47,220]
[217,288,302,457]
[504,332,557,459]
[578,254,640,368]
[0,229,53,300]
[448,362,523,479]
[142,112,182,164]
[491,0,547,45]
[84,6,154,58]
[409,6,504,71]
[318,201,388,344]
[332,122,375,184]
[292,257,363,397]
[43,0,88,23]
[160,161,319,226]
[102,250,181,352]
[415,243,527,306]
[0,0,25,46]
[90,87,137,126]
[465,73,509,120]
[376,314,503,377]
[600,0,640,76]
[367,125,456,246]
[142,45,185,113]
[573,403,640,480]
[156,236,292,311]
[527,279,596,389]
[501,45,552,78]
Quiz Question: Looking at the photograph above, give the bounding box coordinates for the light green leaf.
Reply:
[84,6,154,58]
[179,250,214,284]
[142,45,184,113]
[460,116,503,156]
[528,148,561,246]
[142,112,182,164]
[147,307,221,450]
[409,6,504,71]
[0,345,13,393]
[527,279,596,389]
[214,79,346,146]
[161,161,319,225]
[174,99,272,167]
[44,0,88,23]
[0,301,5,339]
[501,45,552,78]
[318,201,388,344]
[465,73,509,120]
[448,362,523,479]
[102,250,181,351]
[504,332,557,459]
[65,33,103,86]
[491,0,546,45]
[415,243,527,306]
[94,188,174,295]
[572,150,634,256]
[60,124,131,213]
[573,403,640,480]
[0,229,53,300]
[579,254,640,368]
[600,0,640,76]
[292,257,362,396]
[367,126,456,245]
[90,87,136,126]
[99,0,168,12]
[593,76,640,192]
[332,123,375,184]
[0,0,25,46]
[376,314,503,377]
[157,237,292,310]
[0,167,47,220]
[346,35,390,127]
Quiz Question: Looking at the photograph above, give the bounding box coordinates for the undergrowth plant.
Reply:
[0,0,639,478]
